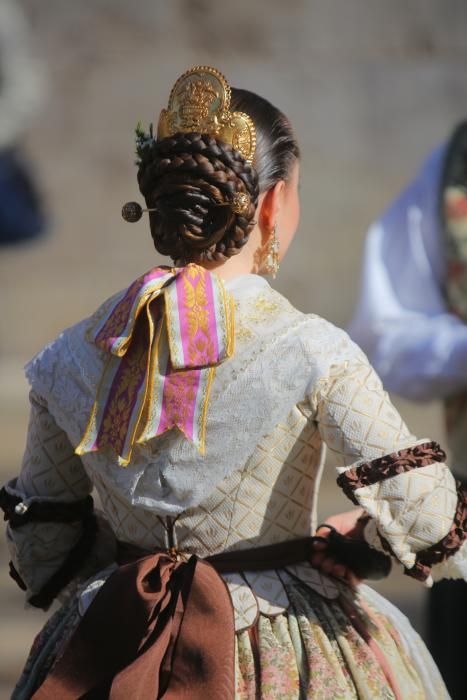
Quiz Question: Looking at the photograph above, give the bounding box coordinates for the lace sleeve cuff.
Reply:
[336,442,446,503]
[337,442,466,585]
[413,482,467,583]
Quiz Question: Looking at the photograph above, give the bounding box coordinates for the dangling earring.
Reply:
[263,225,280,278]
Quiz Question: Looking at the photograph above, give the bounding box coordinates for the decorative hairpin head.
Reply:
[230,192,251,215]
[157,66,256,164]
[121,201,157,223]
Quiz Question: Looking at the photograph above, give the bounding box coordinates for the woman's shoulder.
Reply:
[23,289,128,445]
[25,288,124,395]
[231,277,367,373]
[244,279,358,348]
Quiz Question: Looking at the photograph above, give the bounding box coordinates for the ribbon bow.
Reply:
[31,551,236,699]
[76,264,234,465]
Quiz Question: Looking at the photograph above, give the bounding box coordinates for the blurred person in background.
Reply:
[2,66,464,699]
[350,121,467,700]
[0,0,47,246]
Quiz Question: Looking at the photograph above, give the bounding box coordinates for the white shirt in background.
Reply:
[349,144,467,400]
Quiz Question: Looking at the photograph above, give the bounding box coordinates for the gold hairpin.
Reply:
[157,66,256,164]
[121,191,251,224]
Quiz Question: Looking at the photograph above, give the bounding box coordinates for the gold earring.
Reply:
[263,225,280,278]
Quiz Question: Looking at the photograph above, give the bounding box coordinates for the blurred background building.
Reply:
[1,0,466,696]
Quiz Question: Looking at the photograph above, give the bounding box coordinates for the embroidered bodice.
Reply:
[4,274,467,631]
[96,404,324,557]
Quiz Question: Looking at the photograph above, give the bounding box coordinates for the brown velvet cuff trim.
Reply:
[0,487,94,528]
[336,441,446,505]
[405,480,467,583]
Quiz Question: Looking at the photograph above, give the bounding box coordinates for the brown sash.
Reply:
[32,538,316,700]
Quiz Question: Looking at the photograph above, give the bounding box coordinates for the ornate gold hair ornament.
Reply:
[122,67,256,224]
[157,66,256,164]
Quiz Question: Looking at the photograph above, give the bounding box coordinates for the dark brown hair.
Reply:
[137,87,300,264]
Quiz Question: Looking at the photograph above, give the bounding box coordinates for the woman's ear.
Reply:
[258,180,285,245]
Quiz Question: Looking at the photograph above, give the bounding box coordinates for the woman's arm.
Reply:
[1,390,115,608]
[310,343,466,586]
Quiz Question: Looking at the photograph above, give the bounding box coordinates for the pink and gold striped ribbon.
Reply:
[76,264,234,466]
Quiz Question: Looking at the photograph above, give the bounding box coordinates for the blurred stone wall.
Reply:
[1,0,466,695]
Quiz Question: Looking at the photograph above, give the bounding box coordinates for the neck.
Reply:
[196,226,265,281]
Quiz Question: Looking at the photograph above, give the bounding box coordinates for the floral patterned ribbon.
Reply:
[76,264,234,466]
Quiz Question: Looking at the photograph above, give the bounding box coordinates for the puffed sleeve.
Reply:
[310,337,467,587]
[1,390,116,608]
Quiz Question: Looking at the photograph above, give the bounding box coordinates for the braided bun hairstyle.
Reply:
[137,88,299,264]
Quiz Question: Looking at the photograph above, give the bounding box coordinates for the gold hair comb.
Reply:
[157,66,256,164]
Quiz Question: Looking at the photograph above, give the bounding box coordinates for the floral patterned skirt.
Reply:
[12,577,448,700]
[234,583,447,699]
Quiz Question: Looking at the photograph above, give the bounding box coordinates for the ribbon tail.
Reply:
[110,557,197,700]
[75,353,122,458]
[135,310,167,447]
[163,559,235,699]
[117,303,160,465]
[31,555,177,700]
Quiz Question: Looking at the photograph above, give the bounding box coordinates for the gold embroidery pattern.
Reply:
[233,293,283,342]
[95,321,150,453]
[162,370,200,431]
[182,269,216,365]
